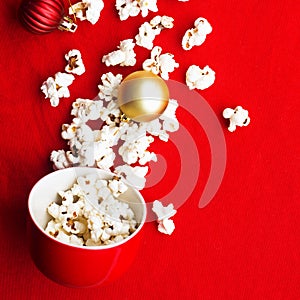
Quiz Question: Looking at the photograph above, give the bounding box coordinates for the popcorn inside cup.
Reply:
[45,174,138,246]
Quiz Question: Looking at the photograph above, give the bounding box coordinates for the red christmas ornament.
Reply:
[19,0,77,34]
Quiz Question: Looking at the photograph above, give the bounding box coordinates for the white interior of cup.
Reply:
[28,167,147,249]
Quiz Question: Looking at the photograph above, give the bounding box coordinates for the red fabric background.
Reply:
[0,0,299,299]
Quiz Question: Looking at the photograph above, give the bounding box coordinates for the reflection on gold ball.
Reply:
[117,71,169,122]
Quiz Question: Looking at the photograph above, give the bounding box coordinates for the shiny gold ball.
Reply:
[117,71,169,122]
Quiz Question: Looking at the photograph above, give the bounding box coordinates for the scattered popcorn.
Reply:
[116,0,158,21]
[50,75,179,191]
[54,72,75,89]
[150,15,174,32]
[102,39,136,67]
[157,218,175,235]
[99,100,122,125]
[142,46,161,75]
[65,49,85,76]
[143,46,179,80]
[37,0,225,245]
[41,72,75,107]
[182,17,212,50]
[94,143,116,170]
[159,99,179,132]
[135,22,157,50]
[158,52,179,80]
[119,135,157,165]
[71,98,105,122]
[50,150,80,170]
[45,174,137,247]
[115,0,139,21]
[98,72,123,102]
[185,65,215,90]
[152,200,177,235]
[138,118,167,141]
[115,165,148,190]
[223,106,250,132]
[139,0,158,17]
[135,15,174,50]
[102,50,125,67]
[152,200,176,220]
[69,0,104,25]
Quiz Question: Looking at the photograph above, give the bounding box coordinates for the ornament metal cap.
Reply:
[58,16,77,33]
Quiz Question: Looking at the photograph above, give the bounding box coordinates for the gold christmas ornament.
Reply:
[117,71,169,122]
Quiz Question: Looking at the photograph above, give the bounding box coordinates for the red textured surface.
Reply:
[0,0,299,299]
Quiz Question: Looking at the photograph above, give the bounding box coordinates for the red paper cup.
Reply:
[28,167,146,287]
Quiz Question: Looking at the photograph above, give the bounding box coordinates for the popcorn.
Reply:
[61,123,78,140]
[94,142,116,170]
[98,72,123,102]
[106,98,122,117]
[115,165,149,190]
[41,72,75,107]
[116,0,158,21]
[152,200,177,235]
[223,106,250,132]
[54,72,75,89]
[152,200,176,220]
[45,220,84,245]
[119,135,157,165]
[51,95,179,172]
[135,22,157,50]
[45,175,137,246]
[102,50,125,67]
[71,98,105,122]
[139,0,158,17]
[69,0,104,25]
[143,46,162,75]
[98,124,122,146]
[158,52,179,80]
[108,176,128,197]
[50,150,79,170]
[185,65,215,90]
[135,16,174,50]
[69,234,85,246]
[157,218,175,235]
[65,49,85,76]
[74,123,95,142]
[41,77,58,106]
[102,39,136,67]
[143,46,179,80]
[115,0,140,21]
[150,15,174,32]
[138,118,166,141]
[182,17,212,50]
[50,74,180,192]
[159,99,179,132]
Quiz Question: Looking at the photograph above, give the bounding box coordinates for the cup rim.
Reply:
[28,167,147,250]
